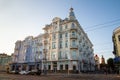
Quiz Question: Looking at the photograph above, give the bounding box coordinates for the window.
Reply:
[73,65,76,70]
[60,41,62,48]
[48,65,51,70]
[72,23,75,28]
[72,50,76,59]
[52,42,56,49]
[60,26,62,31]
[72,40,76,47]
[65,40,68,48]
[65,25,67,29]
[65,53,68,59]
[72,31,75,36]
[52,34,56,39]
[59,51,62,59]
[60,65,63,70]
[118,35,120,41]
[65,64,68,70]
[55,26,57,30]
[65,33,68,37]
[59,34,62,38]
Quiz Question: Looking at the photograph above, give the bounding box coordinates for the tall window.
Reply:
[72,23,75,28]
[65,33,68,37]
[72,40,76,47]
[60,26,62,31]
[52,42,56,49]
[65,64,68,70]
[72,50,76,59]
[65,40,68,48]
[59,34,62,38]
[65,25,67,29]
[60,41,62,48]
[59,51,62,59]
[73,65,76,70]
[48,65,51,70]
[52,34,56,39]
[72,31,75,36]
[60,65,63,70]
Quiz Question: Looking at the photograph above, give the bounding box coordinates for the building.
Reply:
[112,26,120,73]
[94,54,100,70]
[113,26,120,57]
[11,8,95,73]
[0,53,12,71]
[101,55,105,64]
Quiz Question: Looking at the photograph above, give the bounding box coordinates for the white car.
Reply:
[19,71,30,75]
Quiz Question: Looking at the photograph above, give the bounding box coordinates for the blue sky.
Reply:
[0,0,120,62]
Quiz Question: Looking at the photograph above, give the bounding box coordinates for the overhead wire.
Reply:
[84,18,120,29]
[83,19,119,55]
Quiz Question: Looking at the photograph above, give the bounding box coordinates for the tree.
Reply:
[107,58,114,73]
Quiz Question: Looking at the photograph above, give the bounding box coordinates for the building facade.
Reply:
[0,53,12,71]
[11,8,95,73]
[113,26,120,57]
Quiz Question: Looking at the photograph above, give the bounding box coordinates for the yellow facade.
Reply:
[113,27,120,57]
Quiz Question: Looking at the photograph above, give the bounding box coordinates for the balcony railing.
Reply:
[70,45,78,49]
[70,27,77,30]
[70,34,77,39]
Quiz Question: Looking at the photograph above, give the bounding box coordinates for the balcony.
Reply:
[70,34,77,39]
[70,27,77,31]
[43,33,49,38]
[70,45,78,49]
[44,40,48,45]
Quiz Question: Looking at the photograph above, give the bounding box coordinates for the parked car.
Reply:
[19,71,30,75]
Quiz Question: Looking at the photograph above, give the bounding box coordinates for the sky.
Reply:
[0,0,120,62]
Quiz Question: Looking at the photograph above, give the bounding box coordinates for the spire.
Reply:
[69,7,76,20]
[101,55,105,64]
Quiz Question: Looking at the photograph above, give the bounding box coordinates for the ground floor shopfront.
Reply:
[46,60,95,73]
[9,60,95,73]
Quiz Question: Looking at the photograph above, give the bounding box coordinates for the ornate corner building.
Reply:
[11,8,95,73]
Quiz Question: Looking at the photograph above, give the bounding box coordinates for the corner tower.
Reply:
[69,7,76,20]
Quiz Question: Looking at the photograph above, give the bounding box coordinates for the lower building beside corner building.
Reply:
[0,53,12,72]
[10,8,95,73]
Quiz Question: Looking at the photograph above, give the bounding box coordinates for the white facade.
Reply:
[12,8,95,72]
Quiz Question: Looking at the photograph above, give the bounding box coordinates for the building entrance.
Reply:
[53,62,57,73]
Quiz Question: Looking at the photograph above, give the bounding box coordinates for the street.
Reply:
[0,72,120,80]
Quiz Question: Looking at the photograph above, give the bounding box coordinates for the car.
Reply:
[19,71,30,75]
